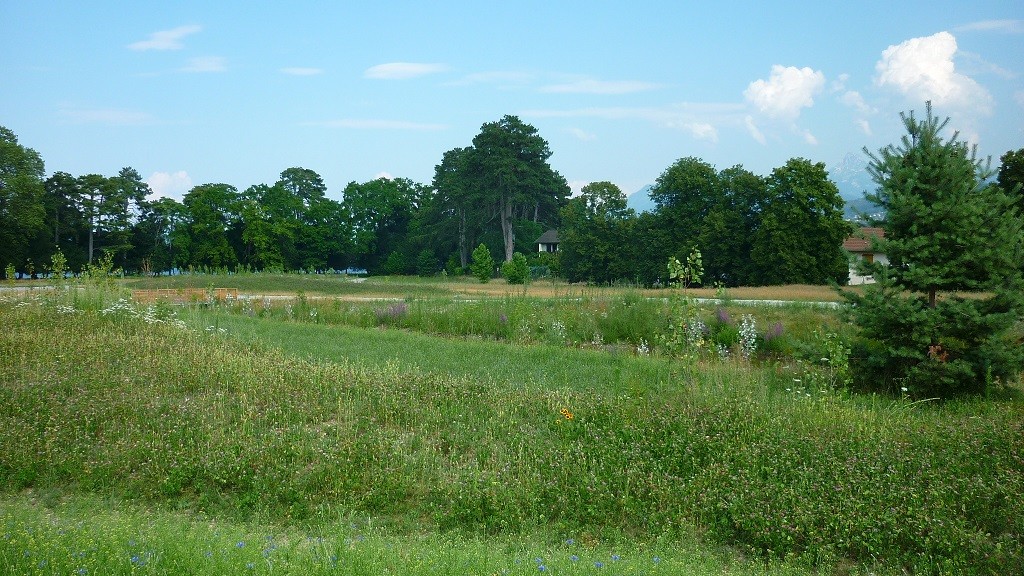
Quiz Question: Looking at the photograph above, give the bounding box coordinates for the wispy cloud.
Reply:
[539,78,659,94]
[567,127,596,141]
[59,106,154,125]
[874,31,992,113]
[447,70,534,87]
[128,25,202,51]
[321,119,447,130]
[954,19,1024,34]
[744,65,825,120]
[181,56,227,73]
[744,115,766,145]
[280,67,324,76]
[679,122,719,143]
[364,62,448,79]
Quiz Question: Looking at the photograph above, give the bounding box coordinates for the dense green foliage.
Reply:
[470,243,495,283]
[845,104,1024,397]
[501,252,530,284]
[3,289,1023,573]
[559,159,849,286]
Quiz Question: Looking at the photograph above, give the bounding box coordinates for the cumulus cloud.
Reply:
[540,79,658,94]
[744,115,766,145]
[744,65,825,119]
[181,56,226,73]
[856,119,873,135]
[146,171,193,201]
[364,62,447,79]
[280,67,323,76]
[373,171,395,180]
[874,31,992,113]
[128,24,202,51]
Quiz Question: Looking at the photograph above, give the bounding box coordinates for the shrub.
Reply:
[501,252,529,285]
[416,249,437,277]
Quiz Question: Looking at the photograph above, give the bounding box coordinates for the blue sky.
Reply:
[2,1,1022,202]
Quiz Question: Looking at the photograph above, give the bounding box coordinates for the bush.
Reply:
[501,252,529,285]
[416,249,437,277]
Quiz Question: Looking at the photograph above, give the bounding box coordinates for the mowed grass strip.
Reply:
[2,296,1023,573]
[185,310,676,396]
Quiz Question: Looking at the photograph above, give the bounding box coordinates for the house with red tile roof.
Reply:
[844,227,886,285]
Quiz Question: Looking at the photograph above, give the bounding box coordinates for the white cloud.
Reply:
[856,119,873,136]
[540,79,658,94]
[680,122,718,143]
[128,24,202,51]
[322,119,447,130]
[364,62,447,79]
[744,65,825,119]
[839,90,876,115]
[181,56,226,73]
[146,171,192,201]
[954,20,1024,34]
[373,171,394,180]
[280,67,323,76]
[744,115,766,144]
[448,70,533,86]
[799,128,818,145]
[874,31,992,113]
[567,127,596,141]
[59,106,153,125]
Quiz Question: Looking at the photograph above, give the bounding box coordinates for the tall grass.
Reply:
[2,291,1022,573]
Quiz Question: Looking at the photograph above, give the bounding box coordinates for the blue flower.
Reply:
[611,554,620,561]
[538,565,547,572]
[236,541,245,548]
[570,555,579,562]
[595,561,604,568]
[653,556,661,563]
[76,569,87,576]
[565,538,574,545]
[246,562,254,570]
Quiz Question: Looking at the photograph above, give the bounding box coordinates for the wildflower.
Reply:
[595,560,604,568]
[236,541,245,548]
[559,408,574,420]
[611,554,620,561]
[565,538,574,546]
[570,555,579,562]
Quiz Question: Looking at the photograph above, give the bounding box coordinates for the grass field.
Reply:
[2,276,1022,575]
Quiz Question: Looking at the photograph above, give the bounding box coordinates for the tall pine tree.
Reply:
[845,103,1024,397]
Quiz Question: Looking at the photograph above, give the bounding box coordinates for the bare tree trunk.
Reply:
[500,198,514,262]
[458,207,468,268]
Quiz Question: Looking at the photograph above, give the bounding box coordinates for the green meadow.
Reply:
[1,276,1022,575]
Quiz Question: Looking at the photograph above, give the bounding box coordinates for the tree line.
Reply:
[2,117,1022,288]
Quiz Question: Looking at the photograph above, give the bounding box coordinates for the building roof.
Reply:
[536,229,559,244]
[843,227,884,252]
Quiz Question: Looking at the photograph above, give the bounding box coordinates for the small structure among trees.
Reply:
[844,227,887,285]
[844,102,1024,398]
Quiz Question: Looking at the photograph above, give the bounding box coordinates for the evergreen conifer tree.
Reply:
[845,103,1024,397]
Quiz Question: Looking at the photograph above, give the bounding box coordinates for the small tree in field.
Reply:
[501,252,529,284]
[470,243,494,283]
[844,102,1024,398]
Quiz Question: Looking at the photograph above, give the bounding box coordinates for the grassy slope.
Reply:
[3,293,1023,574]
